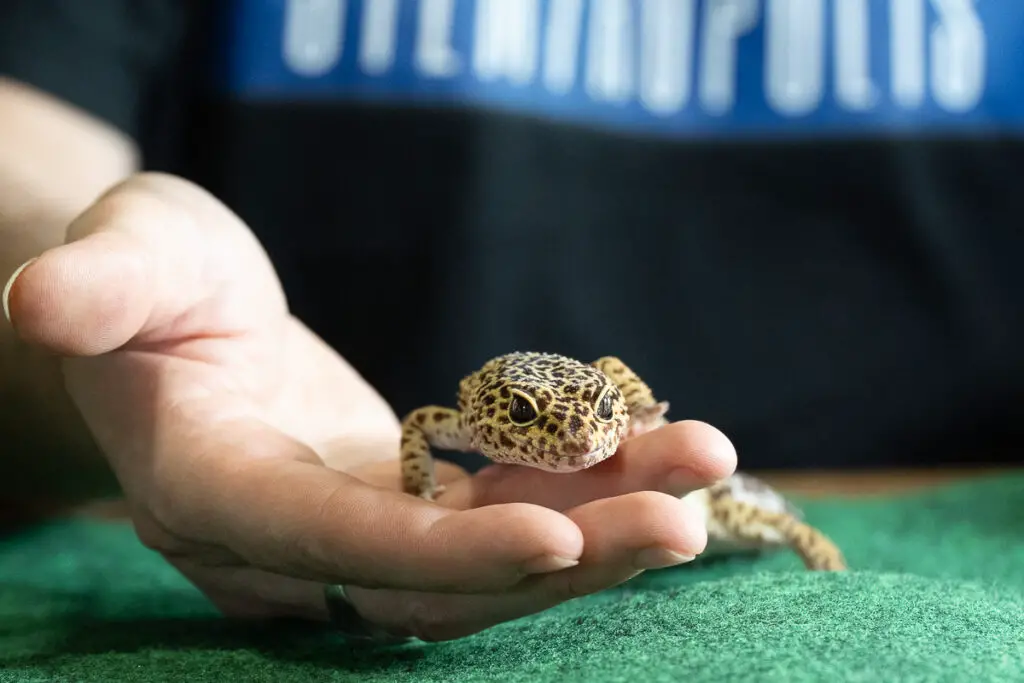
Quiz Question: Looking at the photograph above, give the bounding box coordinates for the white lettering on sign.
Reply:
[585,0,636,103]
[930,0,986,112]
[765,0,825,116]
[639,0,698,116]
[282,0,345,76]
[358,0,398,75]
[416,0,462,78]
[542,0,584,94]
[834,0,877,111]
[891,0,926,108]
[278,0,992,121]
[473,0,541,85]
[699,0,760,115]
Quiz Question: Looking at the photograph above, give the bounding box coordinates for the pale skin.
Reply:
[0,77,740,641]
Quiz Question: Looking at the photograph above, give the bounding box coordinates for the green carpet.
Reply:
[2,474,1023,683]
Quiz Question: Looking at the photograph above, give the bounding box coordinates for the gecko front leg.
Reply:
[400,406,472,501]
[591,356,670,438]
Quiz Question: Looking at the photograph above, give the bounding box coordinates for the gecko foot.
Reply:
[625,401,671,439]
[417,484,446,502]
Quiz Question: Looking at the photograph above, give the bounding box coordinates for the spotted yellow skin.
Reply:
[400,351,847,572]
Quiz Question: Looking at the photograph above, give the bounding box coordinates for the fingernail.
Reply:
[2,257,36,324]
[633,547,695,570]
[521,554,580,574]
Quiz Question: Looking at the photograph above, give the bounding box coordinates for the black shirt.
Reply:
[2,0,1023,473]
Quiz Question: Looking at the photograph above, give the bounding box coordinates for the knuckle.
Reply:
[68,185,158,240]
[284,486,355,577]
[131,518,169,552]
[144,490,196,543]
[145,493,180,531]
[552,571,594,601]
[129,511,191,557]
[618,491,705,550]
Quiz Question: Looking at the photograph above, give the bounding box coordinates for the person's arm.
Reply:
[0,78,138,507]
[0,0,180,508]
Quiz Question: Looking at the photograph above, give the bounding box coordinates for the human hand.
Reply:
[3,173,737,641]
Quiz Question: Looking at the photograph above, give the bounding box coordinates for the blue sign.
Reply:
[216,0,1024,139]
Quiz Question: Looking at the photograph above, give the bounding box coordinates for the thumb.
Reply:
[3,173,283,356]
[3,229,158,356]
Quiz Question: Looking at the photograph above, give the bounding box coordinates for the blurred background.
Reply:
[1,0,1022,523]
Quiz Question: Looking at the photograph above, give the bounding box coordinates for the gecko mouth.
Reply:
[551,442,613,472]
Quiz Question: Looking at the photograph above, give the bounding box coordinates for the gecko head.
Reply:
[470,354,630,472]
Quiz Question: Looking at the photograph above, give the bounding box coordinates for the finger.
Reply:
[3,172,283,355]
[439,420,738,512]
[127,385,588,594]
[347,491,707,641]
[164,557,329,621]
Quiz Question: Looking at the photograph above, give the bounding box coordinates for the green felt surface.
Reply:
[1,475,1023,683]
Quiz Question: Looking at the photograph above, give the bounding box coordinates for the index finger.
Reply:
[436,420,738,512]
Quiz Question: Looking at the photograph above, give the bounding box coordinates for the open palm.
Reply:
[5,173,736,641]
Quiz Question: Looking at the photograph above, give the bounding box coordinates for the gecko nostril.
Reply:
[563,441,588,456]
[563,435,604,457]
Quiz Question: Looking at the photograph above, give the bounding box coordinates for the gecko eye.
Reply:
[595,390,615,421]
[508,392,538,425]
